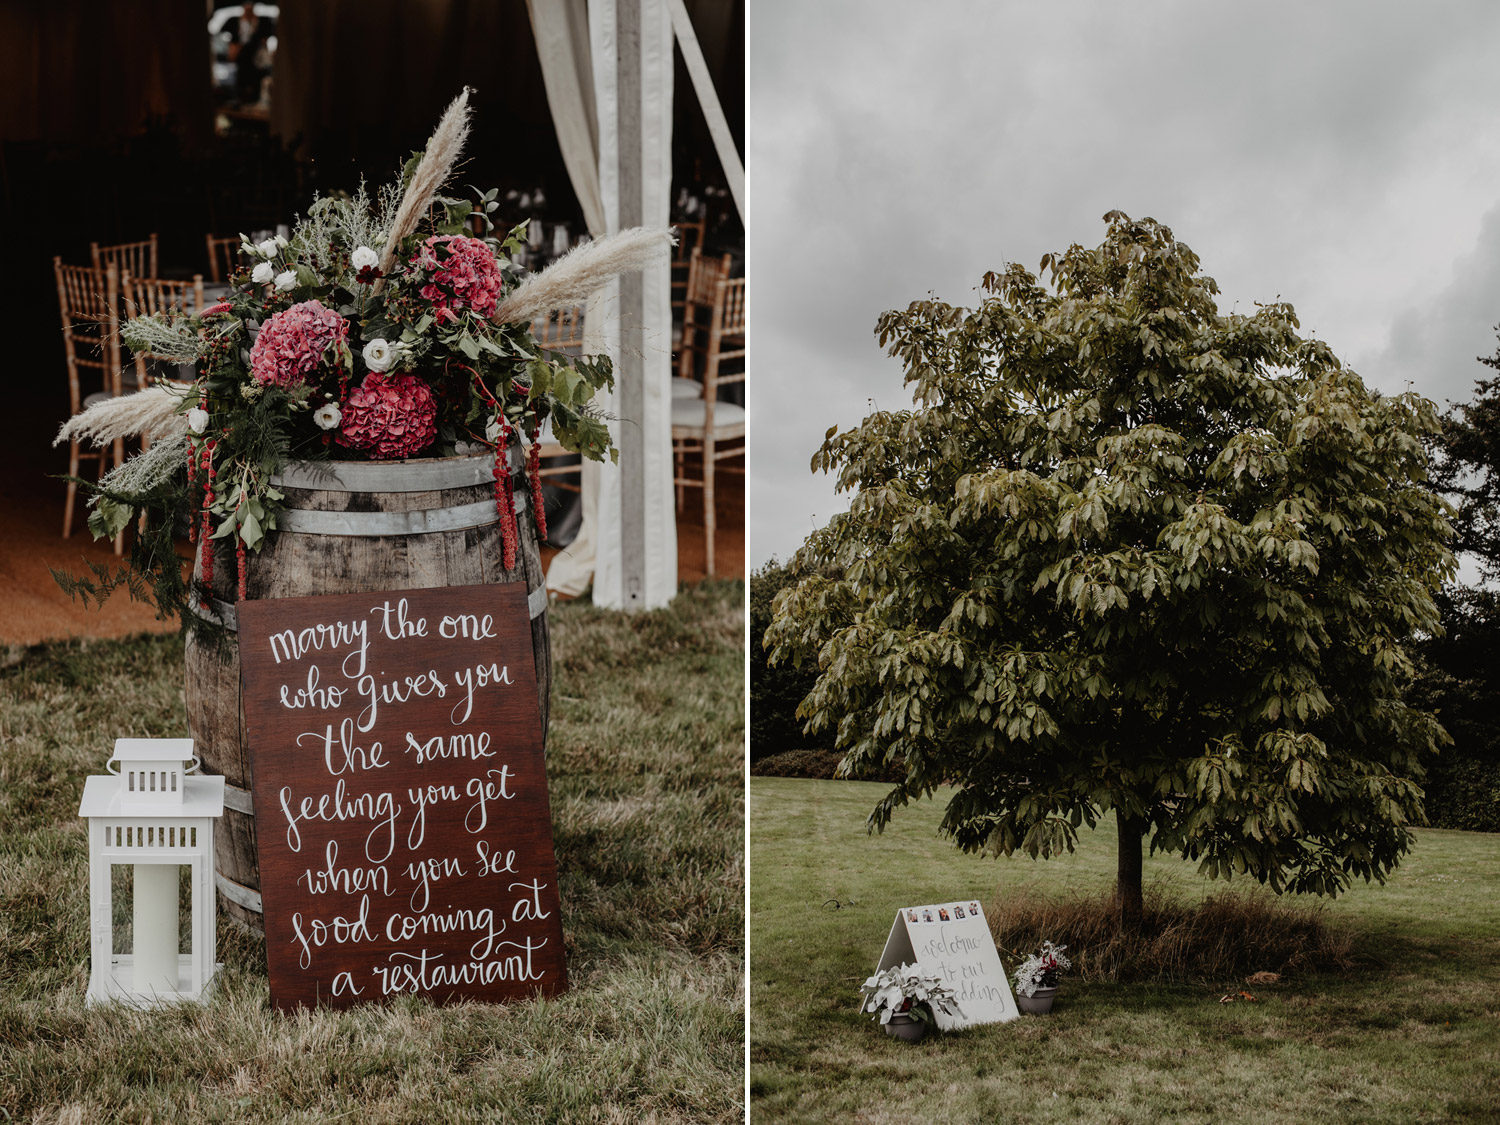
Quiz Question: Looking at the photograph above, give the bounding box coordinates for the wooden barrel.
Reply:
[183,451,550,932]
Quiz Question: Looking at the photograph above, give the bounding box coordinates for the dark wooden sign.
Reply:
[238,582,567,1011]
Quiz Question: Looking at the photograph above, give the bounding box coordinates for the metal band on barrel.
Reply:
[214,872,263,913]
[276,499,501,537]
[271,454,523,493]
[220,781,255,815]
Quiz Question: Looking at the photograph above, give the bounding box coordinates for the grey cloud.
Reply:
[749,0,1500,567]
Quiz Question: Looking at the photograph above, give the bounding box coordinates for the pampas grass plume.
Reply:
[55,384,194,448]
[493,227,676,324]
[374,88,473,290]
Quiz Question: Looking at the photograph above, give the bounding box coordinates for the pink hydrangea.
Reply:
[336,372,438,460]
[412,235,504,322]
[249,300,348,388]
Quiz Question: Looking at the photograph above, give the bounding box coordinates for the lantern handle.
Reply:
[186,755,201,774]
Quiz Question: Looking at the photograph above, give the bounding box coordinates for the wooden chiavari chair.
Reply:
[121,273,206,391]
[205,234,243,284]
[90,234,158,283]
[671,273,745,576]
[54,258,125,550]
[670,218,706,320]
[676,247,734,383]
[530,307,587,496]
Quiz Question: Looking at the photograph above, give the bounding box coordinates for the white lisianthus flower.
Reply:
[275,234,289,248]
[256,238,279,257]
[313,403,342,430]
[186,408,209,435]
[274,269,298,292]
[453,440,480,457]
[362,337,395,373]
[251,261,274,284]
[484,416,502,443]
[239,241,256,258]
[350,245,379,270]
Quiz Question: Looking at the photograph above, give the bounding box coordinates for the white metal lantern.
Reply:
[77,737,225,1006]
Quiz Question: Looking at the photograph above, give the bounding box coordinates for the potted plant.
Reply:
[859,962,962,1042]
[1012,940,1071,1014]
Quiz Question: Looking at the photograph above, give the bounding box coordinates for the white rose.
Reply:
[274,269,298,292]
[256,238,279,257]
[313,403,341,430]
[186,408,209,435]
[351,246,379,270]
[362,337,394,373]
[251,261,274,284]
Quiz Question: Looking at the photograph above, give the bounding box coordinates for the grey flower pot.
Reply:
[1016,986,1058,1014]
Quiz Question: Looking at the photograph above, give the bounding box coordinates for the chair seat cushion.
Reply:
[672,377,702,399]
[671,398,746,433]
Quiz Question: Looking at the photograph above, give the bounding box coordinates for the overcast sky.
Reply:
[747,0,1500,568]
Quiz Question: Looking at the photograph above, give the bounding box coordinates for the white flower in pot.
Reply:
[1013,940,1071,1013]
[859,962,962,1041]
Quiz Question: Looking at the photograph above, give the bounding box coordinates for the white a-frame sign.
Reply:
[876,900,1020,1029]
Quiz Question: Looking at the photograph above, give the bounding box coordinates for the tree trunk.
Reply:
[1116,813,1146,931]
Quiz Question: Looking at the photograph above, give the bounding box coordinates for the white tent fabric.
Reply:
[524,0,614,601]
[524,0,605,238]
[533,0,678,609]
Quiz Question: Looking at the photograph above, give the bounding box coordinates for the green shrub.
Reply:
[750,560,835,762]
[1411,587,1500,833]
[750,748,908,783]
[750,749,846,779]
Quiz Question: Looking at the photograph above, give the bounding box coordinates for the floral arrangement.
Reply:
[859,962,962,1028]
[57,90,671,628]
[1012,940,1071,997]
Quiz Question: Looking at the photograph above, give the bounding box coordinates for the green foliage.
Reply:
[749,748,916,783]
[1410,587,1500,832]
[1424,360,1500,832]
[767,212,1455,899]
[750,749,845,779]
[749,559,837,761]
[1431,357,1500,581]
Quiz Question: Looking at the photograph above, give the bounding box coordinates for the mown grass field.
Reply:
[0,582,746,1124]
[750,777,1500,1124]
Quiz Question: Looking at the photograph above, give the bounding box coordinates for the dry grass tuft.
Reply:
[987,884,1357,984]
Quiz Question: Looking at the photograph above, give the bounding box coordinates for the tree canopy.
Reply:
[1432,343,1500,578]
[1412,332,1500,833]
[767,212,1454,923]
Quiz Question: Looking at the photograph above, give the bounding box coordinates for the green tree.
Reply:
[750,558,835,762]
[1432,356,1500,578]
[1409,587,1500,832]
[767,213,1454,927]
[1413,338,1500,832]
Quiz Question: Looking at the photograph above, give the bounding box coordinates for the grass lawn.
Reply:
[0,581,745,1124]
[750,777,1500,1124]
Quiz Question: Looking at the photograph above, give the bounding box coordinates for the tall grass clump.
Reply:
[988,885,1356,985]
